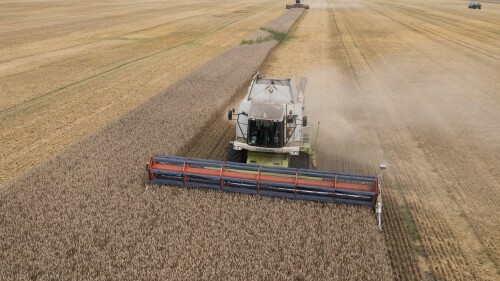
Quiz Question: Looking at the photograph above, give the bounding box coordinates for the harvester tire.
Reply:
[226,143,246,163]
[289,152,310,169]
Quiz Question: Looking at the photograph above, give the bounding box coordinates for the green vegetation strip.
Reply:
[241,27,292,45]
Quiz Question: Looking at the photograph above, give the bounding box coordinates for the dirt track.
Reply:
[1,0,499,280]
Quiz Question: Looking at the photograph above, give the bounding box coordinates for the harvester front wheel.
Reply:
[226,143,247,163]
[289,152,311,169]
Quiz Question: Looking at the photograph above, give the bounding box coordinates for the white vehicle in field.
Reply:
[147,72,387,229]
[468,1,482,9]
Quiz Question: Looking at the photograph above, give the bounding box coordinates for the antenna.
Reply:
[314,121,320,147]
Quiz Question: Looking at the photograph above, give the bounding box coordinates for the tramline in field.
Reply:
[147,72,386,228]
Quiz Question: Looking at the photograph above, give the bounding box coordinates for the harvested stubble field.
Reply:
[259,0,500,280]
[0,5,393,280]
[0,0,285,187]
[1,0,499,280]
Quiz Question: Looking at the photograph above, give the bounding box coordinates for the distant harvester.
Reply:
[286,0,309,9]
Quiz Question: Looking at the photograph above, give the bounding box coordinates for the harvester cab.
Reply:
[227,72,315,169]
[286,0,310,9]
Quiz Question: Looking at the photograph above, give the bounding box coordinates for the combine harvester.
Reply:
[147,73,386,229]
[286,0,309,9]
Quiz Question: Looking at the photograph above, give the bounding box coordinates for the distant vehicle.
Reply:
[286,0,309,9]
[468,2,482,9]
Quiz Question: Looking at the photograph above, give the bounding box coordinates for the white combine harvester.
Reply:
[147,73,387,229]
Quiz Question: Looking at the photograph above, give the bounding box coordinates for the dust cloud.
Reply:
[302,66,384,173]
[305,67,363,144]
[302,60,500,174]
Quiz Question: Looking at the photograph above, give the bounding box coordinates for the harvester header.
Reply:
[148,156,380,206]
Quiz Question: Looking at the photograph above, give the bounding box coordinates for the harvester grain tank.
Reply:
[146,73,387,229]
[286,0,309,9]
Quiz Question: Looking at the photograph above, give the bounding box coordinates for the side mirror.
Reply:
[227,110,233,120]
[286,117,294,124]
[302,116,308,127]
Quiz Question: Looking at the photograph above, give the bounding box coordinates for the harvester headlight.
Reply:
[234,145,242,150]
[290,151,299,155]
